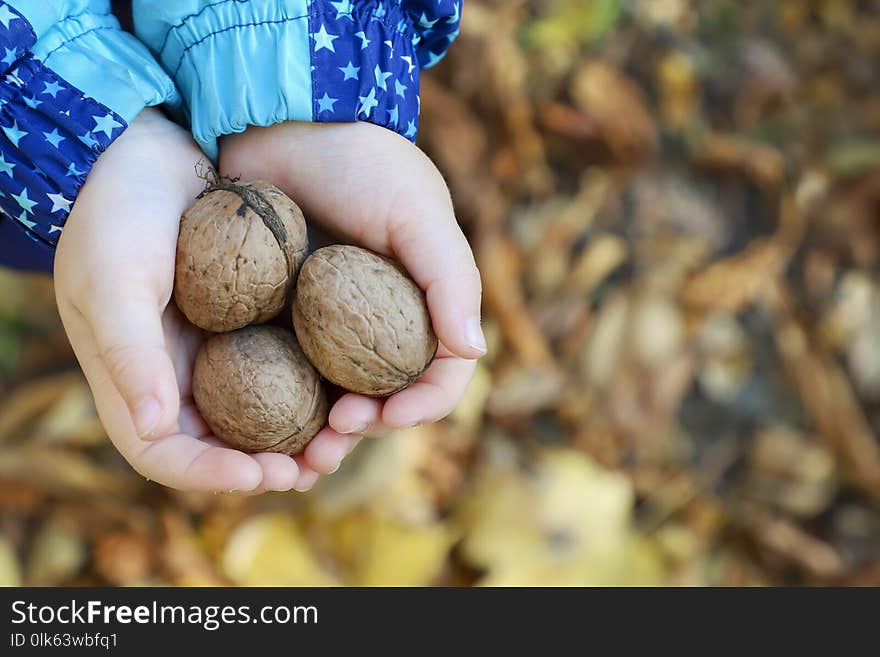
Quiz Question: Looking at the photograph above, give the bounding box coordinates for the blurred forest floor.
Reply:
[2,0,880,586]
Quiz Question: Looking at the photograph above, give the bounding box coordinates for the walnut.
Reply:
[175,180,308,332]
[192,326,327,455]
[292,245,437,396]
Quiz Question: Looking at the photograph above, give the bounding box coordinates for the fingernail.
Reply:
[328,462,341,474]
[341,422,368,435]
[133,397,161,438]
[294,472,319,493]
[465,317,488,355]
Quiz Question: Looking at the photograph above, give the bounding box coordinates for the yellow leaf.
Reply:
[330,514,457,586]
[0,537,21,587]
[458,448,663,586]
[222,513,337,586]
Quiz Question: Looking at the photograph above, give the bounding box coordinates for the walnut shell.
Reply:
[292,245,438,396]
[192,326,327,455]
[175,180,308,333]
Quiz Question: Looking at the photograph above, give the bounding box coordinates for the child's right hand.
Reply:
[53,109,358,493]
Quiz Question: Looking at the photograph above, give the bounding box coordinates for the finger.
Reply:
[249,452,300,493]
[382,349,478,427]
[61,310,262,493]
[303,428,362,474]
[328,394,391,436]
[136,433,263,492]
[79,291,180,440]
[292,457,320,492]
[388,193,486,361]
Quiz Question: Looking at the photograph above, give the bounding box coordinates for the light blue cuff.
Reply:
[134,0,313,161]
[7,0,178,124]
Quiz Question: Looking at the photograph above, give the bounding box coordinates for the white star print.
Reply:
[388,105,399,127]
[43,129,64,148]
[355,31,370,50]
[92,113,122,138]
[79,132,98,149]
[339,61,360,81]
[47,192,73,214]
[5,70,23,87]
[330,0,354,21]
[3,120,27,147]
[313,24,338,53]
[0,5,18,29]
[11,187,37,214]
[14,211,35,230]
[401,56,415,74]
[374,65,392,90]
[358,87,379,118]
[419,13,439,28]
[49,224,64,234]
[0,153,14,177]
[1,47,17,67]
[405,120,417,139]
[66,162,83,177]
[317,92,338,114]
[395,79,408,99]
[448,2,461,24]
[42,80,64,97]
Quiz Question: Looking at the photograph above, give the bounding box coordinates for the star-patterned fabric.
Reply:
[134,0,462,157]
[0,1,175,272]
[309,0,461,139]
[1,1,463,272]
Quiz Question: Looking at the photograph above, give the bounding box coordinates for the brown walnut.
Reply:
[292,245,438,396]
[175,180,308,333]
[192,326,328,455]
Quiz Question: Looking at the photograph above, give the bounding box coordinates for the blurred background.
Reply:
[2,0,880,586]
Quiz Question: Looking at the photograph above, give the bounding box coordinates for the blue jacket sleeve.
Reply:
[132,0,463,161]
[0,0,178,272]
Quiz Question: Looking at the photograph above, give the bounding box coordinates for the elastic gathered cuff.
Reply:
[141,0,314,161]
[134,0,464,158]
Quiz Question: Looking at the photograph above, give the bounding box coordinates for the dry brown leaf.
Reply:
[0,445,141,497]
[0,372,85,443]
[571,61,658,162]
[479,231,558,369]
[94,531,153,586]
[681,239,787,313]
[749,513,846,581]
[693,133,786,189]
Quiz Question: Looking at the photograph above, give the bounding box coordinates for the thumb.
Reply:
[390,196,486,361]
[83,290,180,440]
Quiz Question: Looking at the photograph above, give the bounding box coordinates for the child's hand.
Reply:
[220,121,485,438]
[54,109,354,493]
